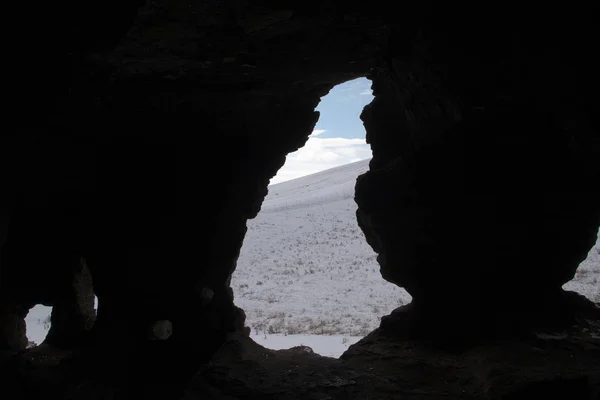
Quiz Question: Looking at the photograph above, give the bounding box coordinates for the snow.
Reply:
[232,159,411,339]
[22,159,600,358]
[562,231,600,300]
[250,333,362,358]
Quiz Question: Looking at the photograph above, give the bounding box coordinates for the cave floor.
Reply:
[2,316,599,400]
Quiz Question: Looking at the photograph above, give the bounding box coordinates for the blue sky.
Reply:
[270,78,374,184]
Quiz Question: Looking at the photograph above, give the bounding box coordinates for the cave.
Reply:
[1,1,599,399]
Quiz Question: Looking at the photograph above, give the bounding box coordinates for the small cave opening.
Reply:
[25,295,98,348]
[231,78,412,357]
[24,304,53,348]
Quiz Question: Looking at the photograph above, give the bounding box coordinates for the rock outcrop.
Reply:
[356,101,600,338]
[1,1,599,399]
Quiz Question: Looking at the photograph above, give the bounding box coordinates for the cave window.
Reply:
[231,77,412,358]
[25,295,98,348]
[25,304,53,348]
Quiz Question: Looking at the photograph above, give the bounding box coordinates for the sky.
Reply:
[269,78,373,185]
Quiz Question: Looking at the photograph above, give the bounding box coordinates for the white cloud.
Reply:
[311,129,326,136]
[359,89,373,96]
[270,132,371,185]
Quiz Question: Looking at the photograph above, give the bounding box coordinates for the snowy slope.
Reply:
[259,160,371,213]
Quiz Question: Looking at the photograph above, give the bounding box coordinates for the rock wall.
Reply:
[1,1,599,398]
[355,4,600,338]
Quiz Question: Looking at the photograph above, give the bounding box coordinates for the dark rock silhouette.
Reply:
[1,1,598,398]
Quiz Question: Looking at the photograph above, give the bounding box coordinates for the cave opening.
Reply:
[231,78,412,357]
[25,295,98,348]
[24,304,53,348]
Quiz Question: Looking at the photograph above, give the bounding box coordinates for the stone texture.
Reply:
[0,306,28,351]
[43,258,96,348]
[1,0,599,398]
[356,100,600,337]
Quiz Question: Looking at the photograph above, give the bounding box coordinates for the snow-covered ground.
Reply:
[232,159,411,339]
[251,334,362,358]
[23,159,600,358]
